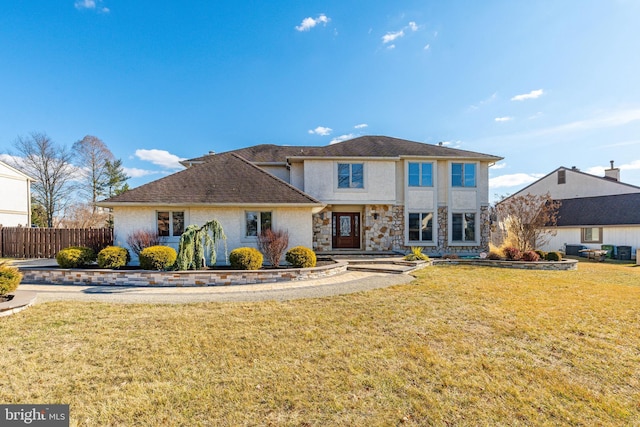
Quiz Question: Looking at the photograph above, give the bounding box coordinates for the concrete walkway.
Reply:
[18,270,415,304]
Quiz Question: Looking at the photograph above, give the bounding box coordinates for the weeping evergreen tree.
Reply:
[175,219,227,270]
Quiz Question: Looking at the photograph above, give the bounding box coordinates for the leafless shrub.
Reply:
[126,229,163,257]
[257,228,289,267]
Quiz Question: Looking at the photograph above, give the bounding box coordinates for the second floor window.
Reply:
[452,163,476,187]
[337,163,364,189]
[408,162,433,187]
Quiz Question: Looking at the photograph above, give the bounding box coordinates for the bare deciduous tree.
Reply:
[58,203,110,228]
[72,135,115,211]
[11,132,77,227]
[492,192,562,251]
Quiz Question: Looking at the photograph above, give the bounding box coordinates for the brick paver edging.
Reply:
[432,259,578,270]
[19,261,349,287]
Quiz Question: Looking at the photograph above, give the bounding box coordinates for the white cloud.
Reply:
[491,162,507,170]
[330,134,355,145]
[469,93,497,110]
[135,149,185,169]
[295,14,330,32]
[308,126,332,136]
[74,0,109,12]
[511,89,544,101]
[387,44,396,50]
[495,116,513,122]
[354,123,368,129]
[382,30,404,44]
[123,167,159,178]
[585,159,640,176]
[423,44,430,51]
[408,21,419,31]
[490,173,544,188]
[527,108,640,138]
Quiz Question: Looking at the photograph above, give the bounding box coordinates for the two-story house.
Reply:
[0,159,33,227]
[99,136,502,262]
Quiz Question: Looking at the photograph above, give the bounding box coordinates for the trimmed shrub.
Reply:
[404,246,430,262]
[0,261,22,296]
[535,250,547,260]
[522,250,541,262]
[503,247,522,261]
[487,251,503,260]
[139,245,177,270]
[97,246,130,269]
[229,247,263,270]
[56,246,96,268]
[286,246,317,268]
[546,251,563,261]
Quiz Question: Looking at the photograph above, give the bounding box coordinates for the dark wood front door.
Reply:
[332,213,360,249]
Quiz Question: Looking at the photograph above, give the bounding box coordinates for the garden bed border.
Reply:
[19,260,348,287]
[432,258,578,270]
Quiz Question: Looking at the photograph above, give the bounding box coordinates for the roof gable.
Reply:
[100,153,321,206]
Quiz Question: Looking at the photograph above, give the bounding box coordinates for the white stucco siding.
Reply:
[303,159,396,203]
[542,226,640,258]
[451,190,477,210]
[0,163,31,226]
[113,205,314,265]
[406,189,436,210]
[259,165,290,183]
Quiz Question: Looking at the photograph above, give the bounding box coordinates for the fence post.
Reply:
[0,225,3,258]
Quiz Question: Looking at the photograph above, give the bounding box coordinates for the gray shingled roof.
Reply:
[186,135,502,163]
[556,193,640,226]
[99,153,322,206]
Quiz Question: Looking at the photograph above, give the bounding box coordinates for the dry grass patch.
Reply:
[1,263,639,425]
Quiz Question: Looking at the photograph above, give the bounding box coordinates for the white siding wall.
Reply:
[517,169,640,199]
[303,159,396,203]
[113,206,314,265]
[542,226,640,259]
[0,162,30,227]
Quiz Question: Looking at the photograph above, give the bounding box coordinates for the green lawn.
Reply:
[1,263,639,426]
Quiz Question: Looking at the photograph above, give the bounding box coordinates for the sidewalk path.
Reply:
[19,271,415,304]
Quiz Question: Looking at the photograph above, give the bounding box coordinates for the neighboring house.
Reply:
[0,160,33,227]
[99,136,502,263]
[500,162,640,259]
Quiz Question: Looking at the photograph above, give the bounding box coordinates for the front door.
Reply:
[332,213,360,249]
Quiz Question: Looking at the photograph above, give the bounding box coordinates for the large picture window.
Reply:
[337,163,364,189]
[157,211,184,237]
[452,213,475,242]
[451,163,476,187]
[246,211,272,237]
[408,212,433,242]
[408,162,433,187]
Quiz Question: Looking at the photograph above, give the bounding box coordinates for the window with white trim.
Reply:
[452,163,476,187]
[337,163,364,189]
[245,211,272,237]
[408,212,434,242]
[452,213,475,242]
[157,211,184,237]
[408,162,433,187]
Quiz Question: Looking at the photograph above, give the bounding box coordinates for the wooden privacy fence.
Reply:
[0,227,113,259]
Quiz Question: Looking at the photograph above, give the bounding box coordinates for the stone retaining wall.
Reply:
[432,258,578,271]
[20,261,348,287]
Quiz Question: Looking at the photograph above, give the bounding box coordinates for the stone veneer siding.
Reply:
[313,205,405,252]
[20,262,348,287]
[363,205,404,251]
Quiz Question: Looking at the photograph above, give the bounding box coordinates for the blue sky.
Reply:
[1,0,639,199]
